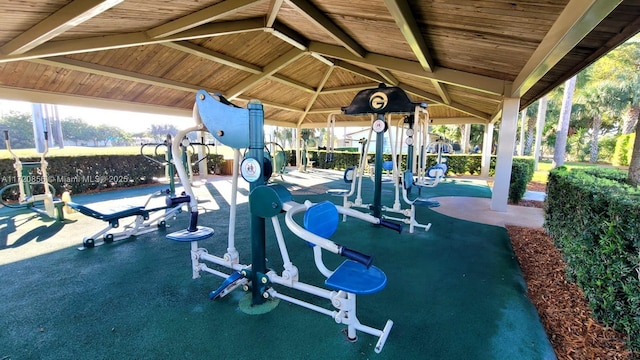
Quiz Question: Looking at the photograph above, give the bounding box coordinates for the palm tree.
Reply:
[553,76,577,167]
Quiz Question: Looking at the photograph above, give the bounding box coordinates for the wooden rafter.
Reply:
[1,0,124,56]
[227,48,306,100]
[285,0,366,58]
[320,83,380,94]
[309,42,506,95]
[146,0,263,39]
[0,18,266,63]
[383,0,434,72]
[333,60,386,83]
[297,66,334,126]
[162,41,261,74]
[266,0,285,27]
[511,0,622,98]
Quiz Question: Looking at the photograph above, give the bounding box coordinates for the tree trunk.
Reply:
[628,117,640,186]
[553,76,576,168]
[589,114,601,163]
[525,114,536,155]
[622,106,639,134]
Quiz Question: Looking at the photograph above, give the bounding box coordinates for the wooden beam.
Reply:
[430,117,488,125]
[30,57,222,94]
[270,74,316,93]
[269,22,308,50]
[333,60,386,83]
[375,68,399,86]
[383,0,435,72]
[162,41,261,74]
[266,0,285,27]
[400,82,491,120]
[0,85,192,117]
[146,0,263,39]
[320,83,380,94]
[309,42,506,95]
[307,107,342,114]
[0,18,266,63]
[1,0,124,56]
[235,96,304,112]
[432,80,451,105]
[285,0,366,58]
[511,0,622,98]
[297,66,334,126]
[227,48,305,99]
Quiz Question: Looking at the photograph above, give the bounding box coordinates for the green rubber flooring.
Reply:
[0,172,556,360]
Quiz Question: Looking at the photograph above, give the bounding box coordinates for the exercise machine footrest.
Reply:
[413,198,440,208]
[325,260,387,295]
[166,226,214,242]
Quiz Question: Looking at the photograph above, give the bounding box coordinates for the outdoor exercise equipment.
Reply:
[140,134,212,195]
[67,190,191,249]
[265,141,288,180]
[165,90,397,352]
[1,130,65,220]
[65,135,206,249]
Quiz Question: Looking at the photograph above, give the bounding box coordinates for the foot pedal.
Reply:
[209,272,247,300]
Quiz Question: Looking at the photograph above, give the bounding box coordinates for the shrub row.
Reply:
[509,158,535,204]
[545,167,640,353]
[0,153,224,200]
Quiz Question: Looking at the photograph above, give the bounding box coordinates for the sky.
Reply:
[0,99,192,133]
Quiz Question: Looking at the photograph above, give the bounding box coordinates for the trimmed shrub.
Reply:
[508,158,535,204]
[612,133,635,166]
[545,167,640,353]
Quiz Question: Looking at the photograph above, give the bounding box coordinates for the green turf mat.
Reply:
[0,177,555,360]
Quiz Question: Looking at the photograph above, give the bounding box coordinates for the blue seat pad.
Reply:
[325,260,387,295]
[166,227,214,242]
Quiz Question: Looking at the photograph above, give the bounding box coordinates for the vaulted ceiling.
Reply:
[0,0,639,128]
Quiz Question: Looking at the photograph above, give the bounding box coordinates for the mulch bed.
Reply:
[506,182,634,359]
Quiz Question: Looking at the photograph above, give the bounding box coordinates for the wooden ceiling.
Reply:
[0,0,638,128]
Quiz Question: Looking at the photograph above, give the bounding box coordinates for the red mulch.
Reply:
[507,191,634,359]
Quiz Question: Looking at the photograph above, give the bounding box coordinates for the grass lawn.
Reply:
[533,160,618,184]
[0,144,238,160]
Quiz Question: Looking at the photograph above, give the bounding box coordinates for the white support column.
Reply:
[519,110,526,155]
[480,123,493,177]
[534,95,548,170]
[491,97,520,212]
[296,126,302,171]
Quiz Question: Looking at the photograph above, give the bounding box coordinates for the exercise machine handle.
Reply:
[187,211,198,232]
[4,130,8,141]
[379,220,402,234]
[340,247,373,268]
[166,194,190,207]
[44,131,48,141]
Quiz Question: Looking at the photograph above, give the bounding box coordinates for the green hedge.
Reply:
[509,158,535,204]
[305,150,500,175]
[545,167,640,353]
[612,133,635,166]
[0,153,224,200]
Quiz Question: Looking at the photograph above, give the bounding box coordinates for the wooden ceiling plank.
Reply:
[29,57,223,95]
[270,74,315,93]
[321,83,380,94]
[1,0,124,56]
[0,18,266,63]
[400,82,490,120]
[297,65,334,126]
[227,48,305,99]
[162,41,261,74]
[307,107,342,114]
[236,95,304,112]
[511,0,622,98]
[333,60,386,83]
[383,0,435,72]
[146,0,263,39]
[285,0,366,58]
[310,41,506,95]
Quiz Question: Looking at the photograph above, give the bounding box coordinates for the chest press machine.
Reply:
[165,90,398,353]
